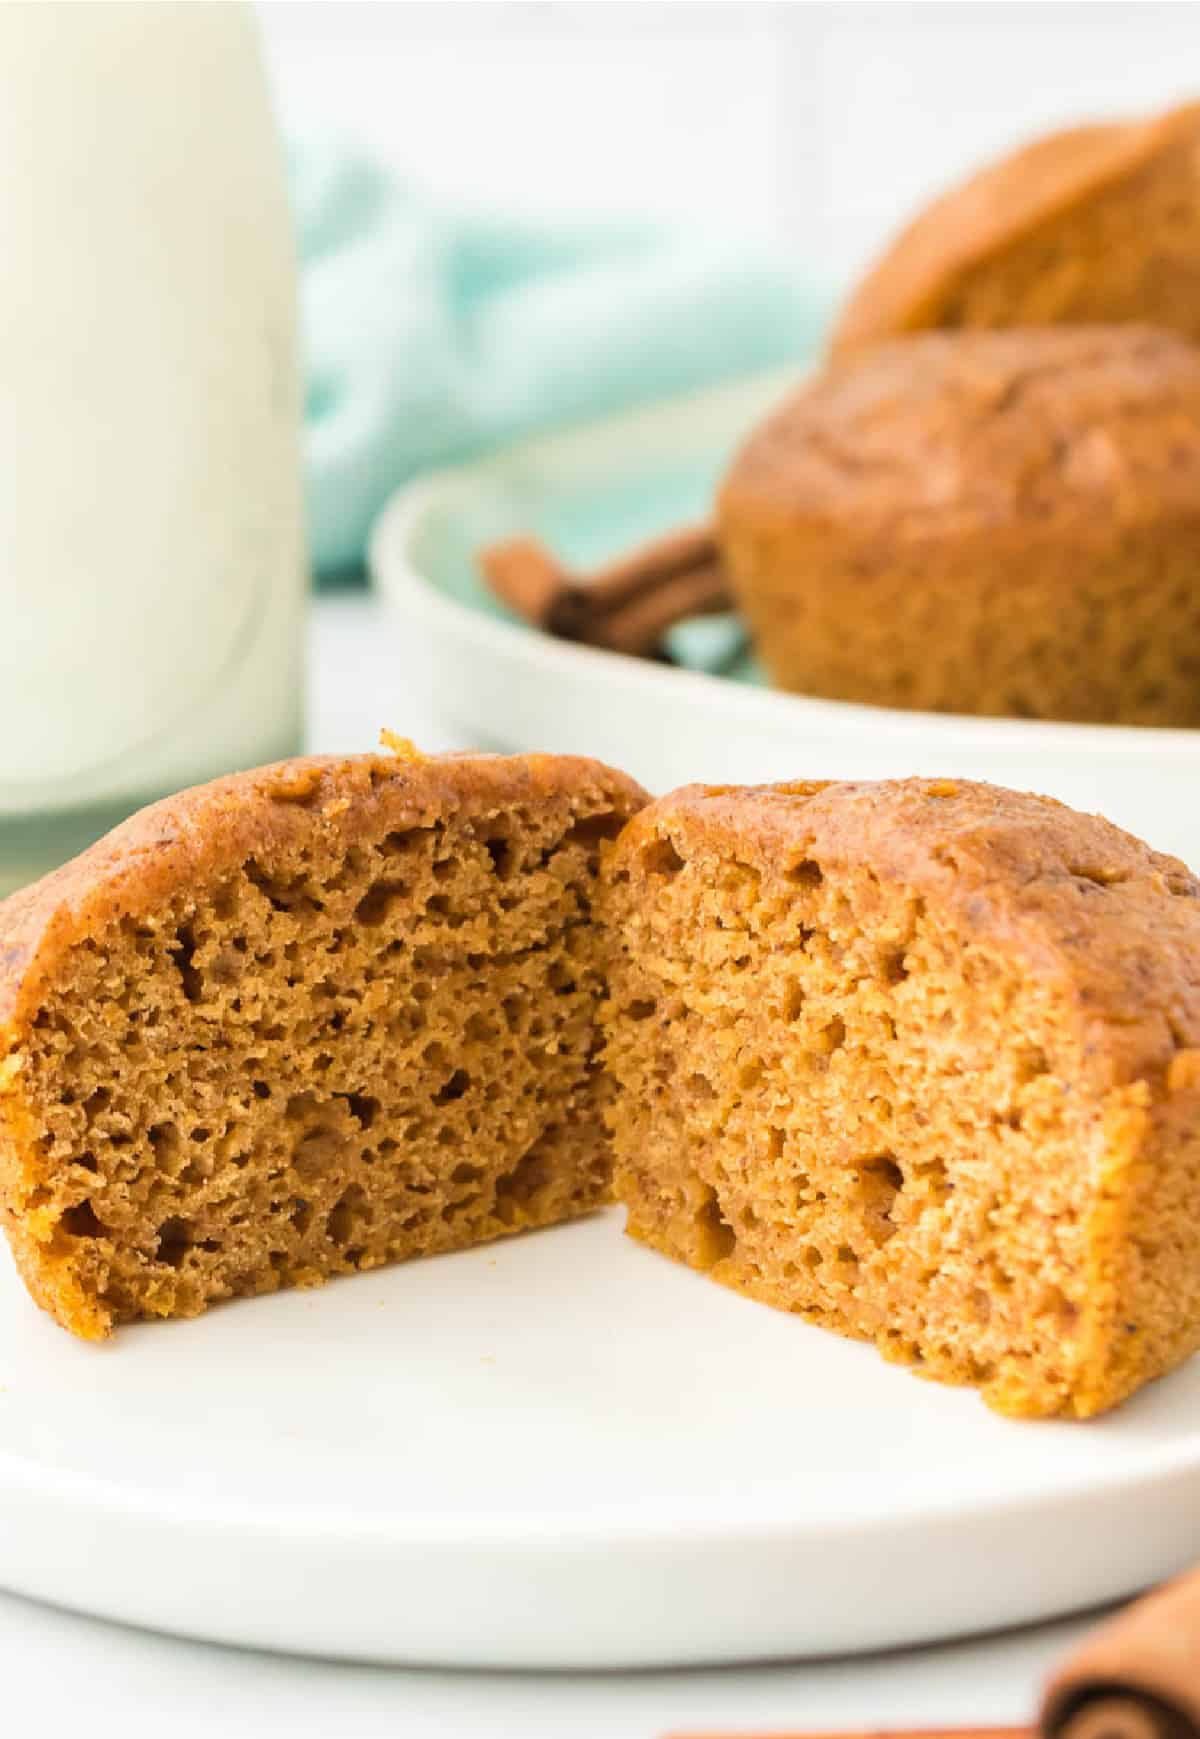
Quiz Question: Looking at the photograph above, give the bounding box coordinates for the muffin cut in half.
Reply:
[601,777,1200,1418]
[830,99,1200,361]
[0,748,646,1337]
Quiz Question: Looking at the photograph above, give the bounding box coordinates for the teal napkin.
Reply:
[291,143,828,582]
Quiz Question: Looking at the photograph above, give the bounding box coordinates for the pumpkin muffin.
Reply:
[0,748,646,1337]
[717,325,1200,724]
[601,776,1200,1418]
[831,100,1200,361]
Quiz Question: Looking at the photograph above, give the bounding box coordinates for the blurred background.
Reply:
[4,0,1200,891]
[261,0,1200,581]
[261,1,1200,293]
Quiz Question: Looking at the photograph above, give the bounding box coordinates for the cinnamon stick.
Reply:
[1042,1570,1200,1739]
[477,522,732,658]
[476,536,571,627]
[662,1566,1200,1739]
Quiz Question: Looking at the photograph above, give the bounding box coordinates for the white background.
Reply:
[260,1,1200,293]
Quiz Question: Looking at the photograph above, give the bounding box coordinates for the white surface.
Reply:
[3,1200,1199,1670]
[0,1579,1094,1739]
[0,598,1137,1729]
[373,372,1200,871]
[0,5,302,810]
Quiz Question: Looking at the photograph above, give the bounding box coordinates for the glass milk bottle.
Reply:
[0,4,304,894]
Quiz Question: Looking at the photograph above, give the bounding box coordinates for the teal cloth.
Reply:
[292,144,828,581]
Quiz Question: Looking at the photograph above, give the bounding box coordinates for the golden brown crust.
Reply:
[613,776,1200,1092]
[722,326,1200,536]
[0,751,646,1041]
[830,101,1200,359]
[717,327,1200,723]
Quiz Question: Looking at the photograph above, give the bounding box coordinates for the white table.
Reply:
[0,1579,1097,1739]
[0,597,1111,1735]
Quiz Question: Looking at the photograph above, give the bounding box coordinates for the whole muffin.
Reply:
[717,325,1200,724]
[831,100,1200,362]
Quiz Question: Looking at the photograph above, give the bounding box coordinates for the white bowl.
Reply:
[371,369,1200,868]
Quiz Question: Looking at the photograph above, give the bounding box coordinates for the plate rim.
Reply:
[3,1405,1200,1546]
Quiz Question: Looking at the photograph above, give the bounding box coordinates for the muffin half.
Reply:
[602,776,1200,1418]
[0,748,646,1336]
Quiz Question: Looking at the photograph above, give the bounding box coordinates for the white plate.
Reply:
[371,369,1200,870]
[2,1207,1200,1667]
[7,378,1200,1671]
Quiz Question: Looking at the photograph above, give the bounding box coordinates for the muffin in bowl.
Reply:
[717,325,1200,725]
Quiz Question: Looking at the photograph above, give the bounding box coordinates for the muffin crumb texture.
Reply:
[602,777,1200,1417]
[0,752,645,1337]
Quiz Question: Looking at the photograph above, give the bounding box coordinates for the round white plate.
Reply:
[371,369,1200,870]
[1,1208,1200,1667]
